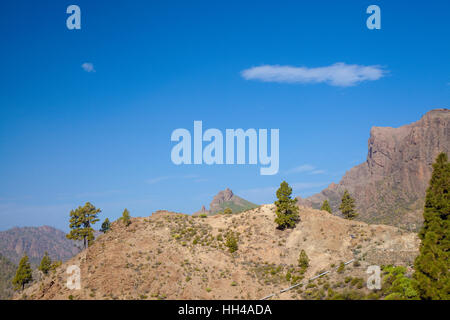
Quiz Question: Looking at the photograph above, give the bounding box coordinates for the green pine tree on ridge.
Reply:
[274,181,299,229]
[413,152,449,300]
[12,254,33,291]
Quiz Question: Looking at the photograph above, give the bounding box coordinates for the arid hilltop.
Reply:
[18,205,419,300]
[298,109,449,230]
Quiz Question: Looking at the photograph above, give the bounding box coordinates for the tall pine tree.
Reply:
[67,202,101,249]
[100,218,111,233]
[38,251,52,275]
[413,152,449,300]
[274,181,299,229]
[12,254,33,291]
[120,208,131,227]
[339,190,358,220]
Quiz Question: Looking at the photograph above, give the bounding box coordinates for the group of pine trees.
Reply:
[273,181,358,228]
[319,191,358,219]
[11,204,133,292]
[274,152,448,300]
[67,203,132,250]
[11,251,62,292]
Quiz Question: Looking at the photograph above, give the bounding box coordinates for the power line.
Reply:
[261,259,354,300]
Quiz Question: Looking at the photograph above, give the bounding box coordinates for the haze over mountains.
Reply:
[298,109,449,231]
[0,226,80,266]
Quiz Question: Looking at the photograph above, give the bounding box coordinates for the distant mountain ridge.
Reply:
[0,226,80,266]
[193,188,258,215]
[298,108,450,230]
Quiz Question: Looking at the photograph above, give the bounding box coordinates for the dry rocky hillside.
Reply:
[18,205,419,300]
[298,108,449,231]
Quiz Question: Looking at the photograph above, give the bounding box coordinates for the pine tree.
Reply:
[38,251,52,275]
[321,200,332,213]
[66,202,101,249]
[413,152,449,300]
[120,208,131,227]
[100,218,111,233]
[298,250,309,271]
[274,181,299,229]
[339,190,358,219]
[225,231,238,253]
[12,254,33,291]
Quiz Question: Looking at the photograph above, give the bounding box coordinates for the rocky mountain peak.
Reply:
[298,108,449,230]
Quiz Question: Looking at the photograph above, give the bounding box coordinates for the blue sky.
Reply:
[0,0,449,231]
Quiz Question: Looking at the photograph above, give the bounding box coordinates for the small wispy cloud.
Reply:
[286,164,315,174]
[81,62,95,73]
[286,164,325,175]
[146,174,199,185]
[241,62,386,87]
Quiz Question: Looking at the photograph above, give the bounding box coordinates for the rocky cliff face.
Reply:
[298,109,450,230]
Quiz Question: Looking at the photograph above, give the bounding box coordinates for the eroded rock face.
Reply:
[298,109,450,230]
[209,188,234,212]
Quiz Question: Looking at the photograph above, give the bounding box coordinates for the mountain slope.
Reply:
[298,108,450,231]
[18,206,418,300]
[0,226,80,266]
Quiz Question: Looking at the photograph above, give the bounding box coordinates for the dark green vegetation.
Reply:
[225,232,239,253]
[0,254,16,299]
[413,152,449,300]
[100,218,111,233]
[320,200,332,214]
[120,209,132,227]
[38,251,52,275]
[12,254,33,291]
[274,181,299,229]
[339,190,358,220]
[298,250,309,272]
[382,265,418,300]
[67,202,101,249]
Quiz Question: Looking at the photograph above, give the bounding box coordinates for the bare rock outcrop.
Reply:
[298,108,450,230]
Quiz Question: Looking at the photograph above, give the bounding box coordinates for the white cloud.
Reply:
[81,62,95,73]
[241,62,386,87]
[286,164,326,175]
[286,164,316,174]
